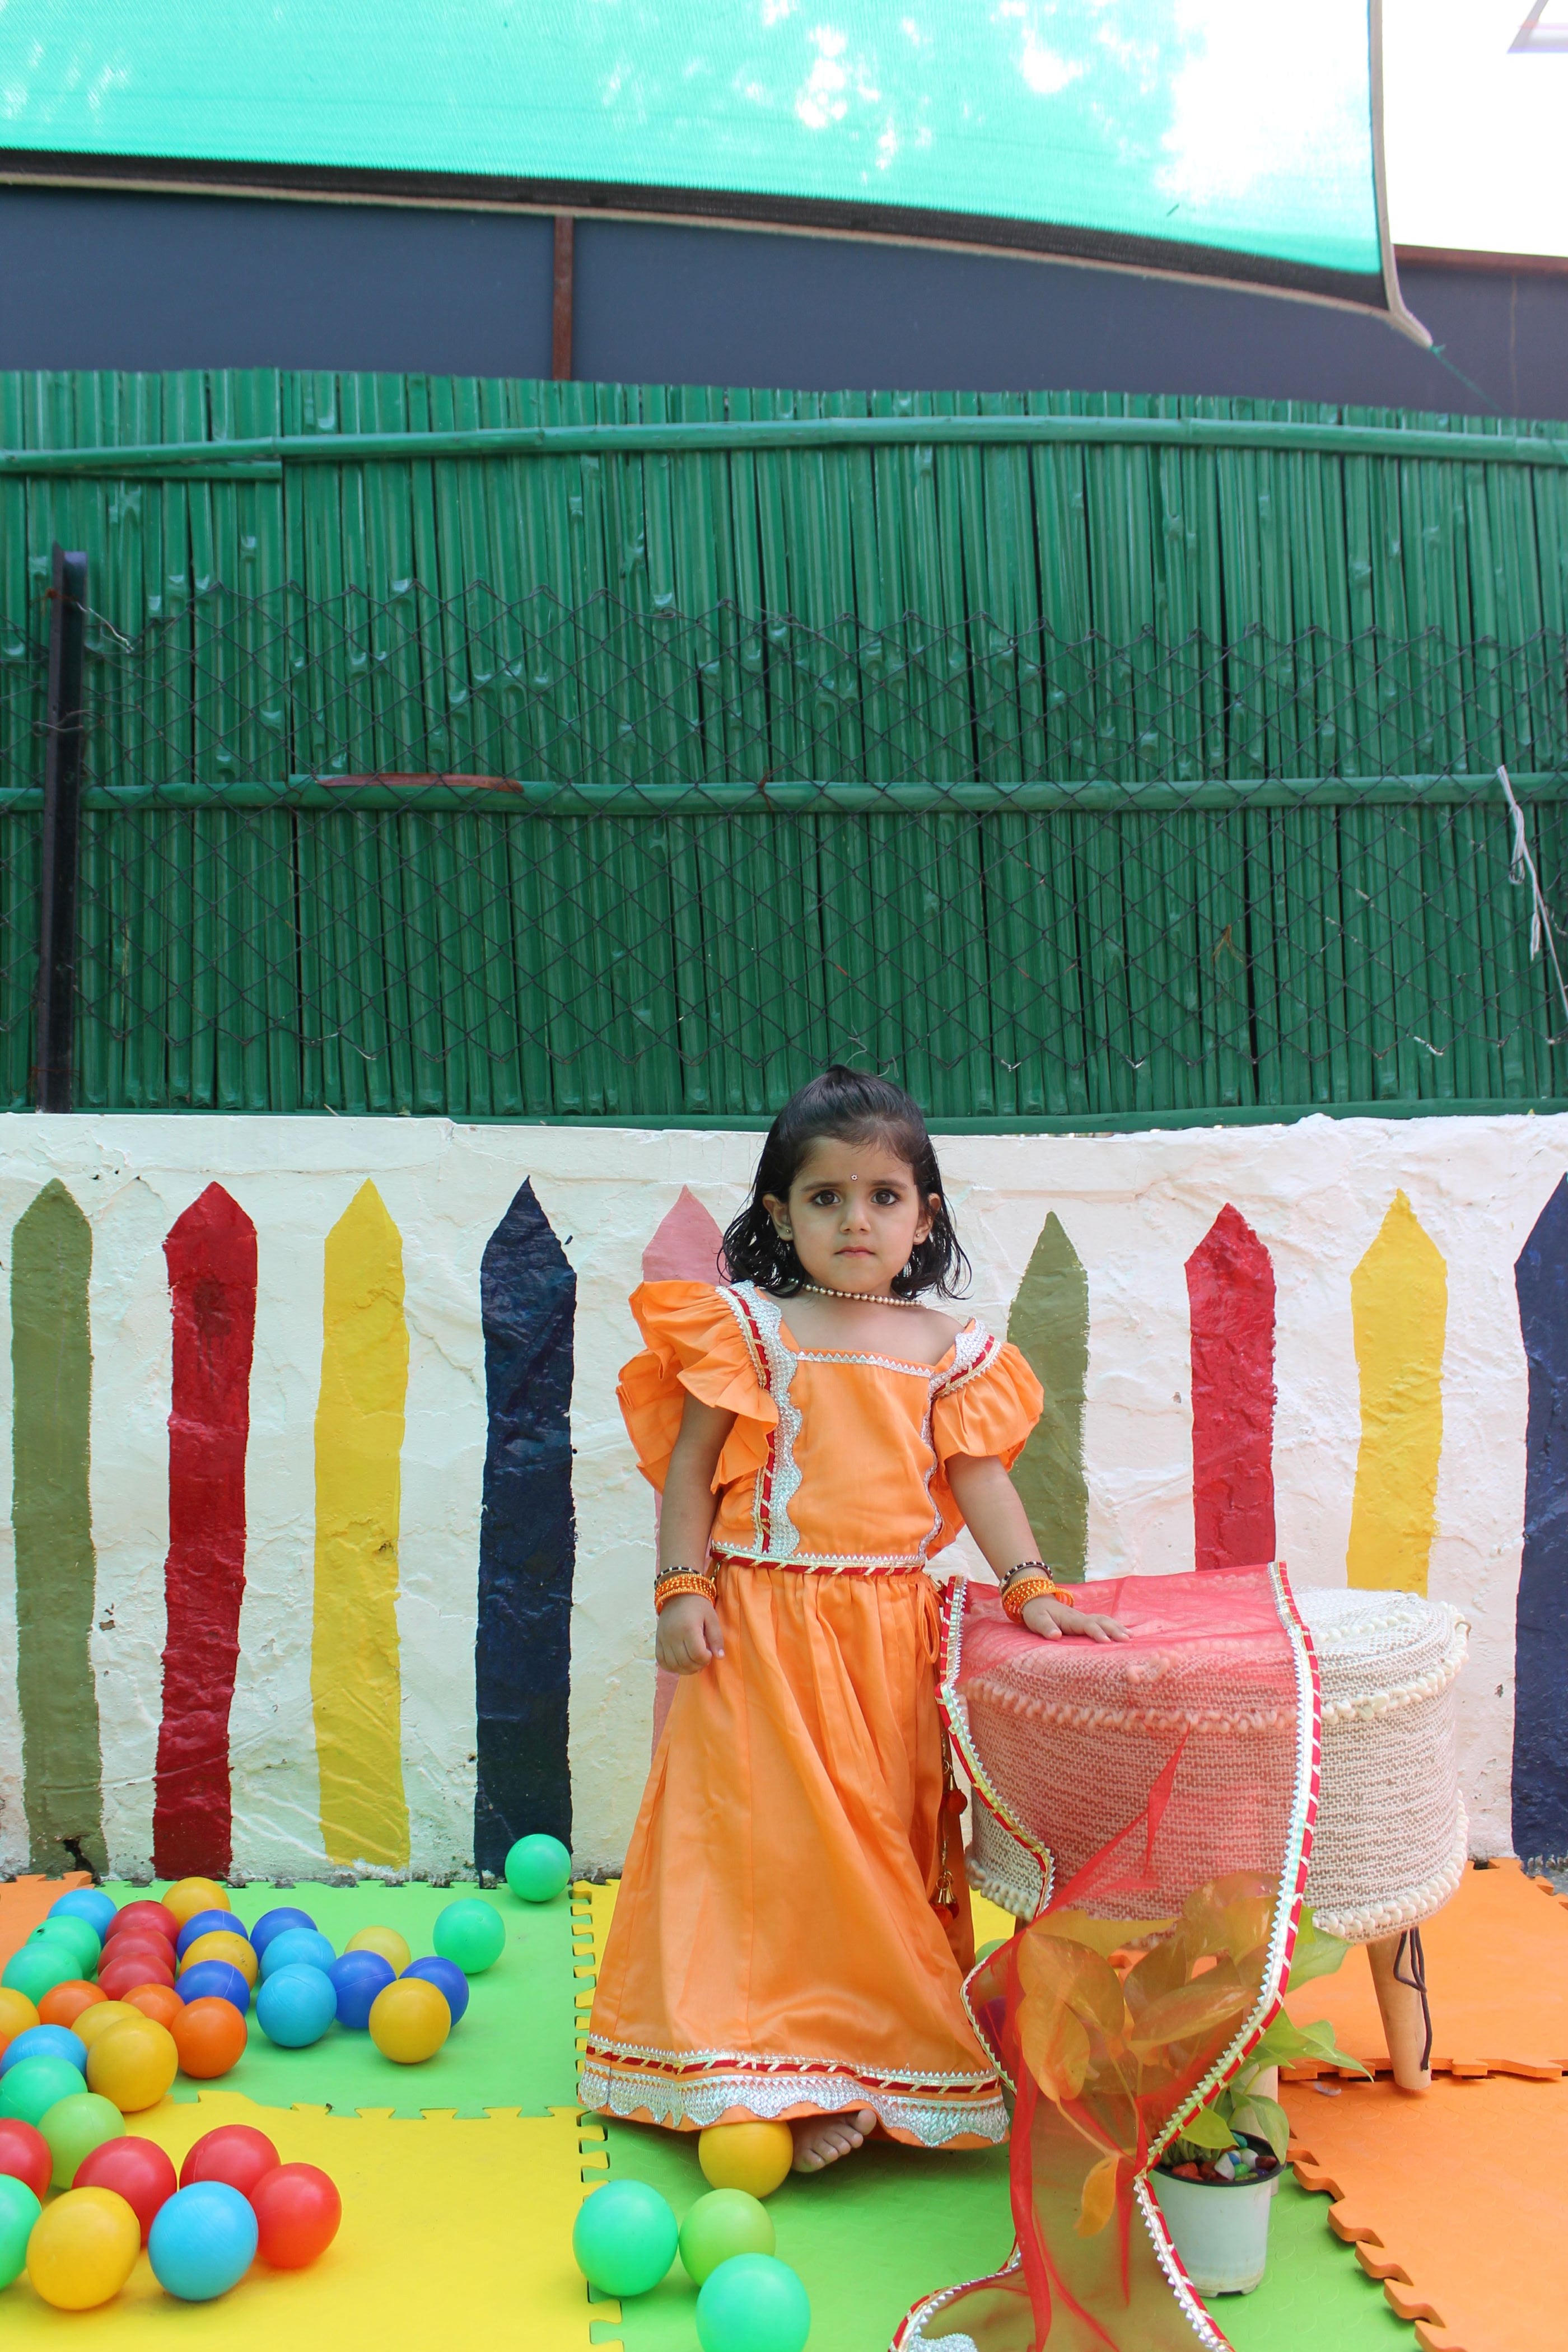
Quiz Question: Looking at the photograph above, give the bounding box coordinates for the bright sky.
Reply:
[1384,0,1568,256]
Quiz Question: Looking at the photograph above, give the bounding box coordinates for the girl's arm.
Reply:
[655,1394,736,1675]
[945,1453,1129,1643]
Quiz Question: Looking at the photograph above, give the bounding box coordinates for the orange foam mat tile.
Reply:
[1284,2070,1568,2352]
[0,1873,91,1971]
[1285,1861,1568,2079]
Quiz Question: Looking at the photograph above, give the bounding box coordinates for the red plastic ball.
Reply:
[98,1935,172,1974]
[72,2135,178,2243]
[104,1903,178,1948]
[179,2123,280,2199]
[250,2163,342,2269]
[0,2117,52,2201]
[99,1954,175,2001]
[169,1997,246,2081]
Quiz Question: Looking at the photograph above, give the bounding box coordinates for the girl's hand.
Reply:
[656,1594,725,1675]
[1020,1594,1131,1644]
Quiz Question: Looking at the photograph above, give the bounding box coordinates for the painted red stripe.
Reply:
[1187,1203,1276,1572]
[152,1184,257,1878]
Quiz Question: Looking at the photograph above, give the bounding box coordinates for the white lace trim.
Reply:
[578,2060,1008,2146]
[734,1284,804,1560]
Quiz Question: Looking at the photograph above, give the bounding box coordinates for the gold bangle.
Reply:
[1001,1573,1071,1623]
[655,1573,717,1613]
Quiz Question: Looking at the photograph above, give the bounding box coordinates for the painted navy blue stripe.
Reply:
[474,1180,577,1873]
[1514,1175,1568,1863]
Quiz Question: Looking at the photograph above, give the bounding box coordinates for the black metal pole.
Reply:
[34,545,87,1113]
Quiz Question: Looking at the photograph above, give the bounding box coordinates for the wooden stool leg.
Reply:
[1366,1930,1432,2092]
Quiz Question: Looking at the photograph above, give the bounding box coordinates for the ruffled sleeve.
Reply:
[617,1282,777,1496]
[929,1336,1044,1550]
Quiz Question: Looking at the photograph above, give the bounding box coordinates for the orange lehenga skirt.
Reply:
[579,1563,1007,2148]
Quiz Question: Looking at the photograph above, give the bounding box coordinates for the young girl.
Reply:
[581,1069,1126,2173]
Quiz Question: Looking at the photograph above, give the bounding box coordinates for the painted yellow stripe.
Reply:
[1346,1191,1446,1595]
[312,1180,410,1868]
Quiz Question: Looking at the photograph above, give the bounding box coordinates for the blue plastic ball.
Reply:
[254,1964,337,2048]
[149,2181,259,2301]
[47,1889,116,1940]
[0,2026,86,2078]
[572,2181,679,2298]
[400,1956,470,2026]
[696,2254,813,2352]
[175,1909,251,1961]
[177,1961,251,2014]
[258,1928,336,1980]
[327,1952,394,2032]
[249,1907,318,1958]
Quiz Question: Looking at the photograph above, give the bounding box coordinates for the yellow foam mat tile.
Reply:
[1,2088,601,2342]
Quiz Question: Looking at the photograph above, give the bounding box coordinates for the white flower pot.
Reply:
[1153,2166,1278,2294]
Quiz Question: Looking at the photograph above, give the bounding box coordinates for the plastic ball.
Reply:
[170,1997,248,2080]
[39,2089,124,2187]
[162,1878,231,1929]
[258,1928,337,1980]
[250,1907,317,1957]
[74,2134,178,2243]
[105,1901,179,1948]
[85,2018,179,2113]
[124,1983,184,2032]
[74,2001,142,2051]
[250,2162,342,2269]
[367,1977,449,2064]
[2,1936,83,2006]
[148,2180,258,2302]
[345,1925,412,1975]
[255,1965,336,2048]
[179,2122,279,2198]
[679,2188,777,2285]
[0,2117,52,2200]
[697,2121,794,2199]
[180,1931,259,1988]
[400,1955,470,2025]
[0,2054,91,2127]
[328,1951,394,2031]
[100,1957,176,2005]
[432,1898,506,1975]
[39,1981,107,2031]
[0,1989,39,2054]
[178,1961,251,2014]
[99,1933,178,1978]
[29,1914,99,1975]
[0,2172,40,2287]
[27,2183,141,2309]
[175,1909,251,1961]
[696,2253,811,2352]
[571,2180,679,2298]
[1,2024,87,2078]
[49,1888,117,1941]
[504,1832,573,1904]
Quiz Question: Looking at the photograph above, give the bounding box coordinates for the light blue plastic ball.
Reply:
[571,2180,678,2298]
[254,1963,337,2048]
[0,2026,86,2078]
[48,1889,116,1941]
[148,2181,259,2300]
[257,1928,336,1980]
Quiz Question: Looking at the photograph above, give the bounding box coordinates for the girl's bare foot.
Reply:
[791,2106,877,2172]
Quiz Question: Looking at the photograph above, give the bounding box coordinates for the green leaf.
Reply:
[1175,2104,1238,2152]
[1286,1908,1350,1991]
[1229,2093,1291,2160]
[1295,2016,1371,2077]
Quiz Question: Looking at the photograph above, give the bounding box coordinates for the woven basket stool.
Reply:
[963,1582,1468,2091]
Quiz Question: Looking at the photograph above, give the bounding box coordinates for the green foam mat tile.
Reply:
[101,1880,580,2118]
[1221,2178,1415,2351]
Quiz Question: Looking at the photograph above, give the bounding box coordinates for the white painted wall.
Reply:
[0,1110,1551,1876]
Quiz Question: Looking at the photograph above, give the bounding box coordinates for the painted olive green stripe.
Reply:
[11,1179,106,1875]
[1006,1212,1090,1583]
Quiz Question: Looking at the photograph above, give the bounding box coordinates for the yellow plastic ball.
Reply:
[346,1925,412,1976]
[84,2018,178,2113]
[26,2186,140,2309]
[0,1987,40,2054]
[73,2001,141,2051]
[178,1930,258,1987]
[367,1976,450,2064]
[697,2121,794,2199]
[162,1878,230,1928]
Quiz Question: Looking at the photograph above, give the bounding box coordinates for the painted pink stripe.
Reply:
[645,1188,726,1752]
[1187,1203,1276,1572]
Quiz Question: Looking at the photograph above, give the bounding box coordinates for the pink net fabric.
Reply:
[897,1567,1317,2352]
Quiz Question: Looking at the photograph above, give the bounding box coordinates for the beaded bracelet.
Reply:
[1001,1561,1075,1623]
[655,1571,717,1613]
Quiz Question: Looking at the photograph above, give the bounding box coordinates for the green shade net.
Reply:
[0,1,1405,310]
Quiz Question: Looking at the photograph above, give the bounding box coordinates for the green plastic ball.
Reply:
[0,2055,91,2130]
[572,2180,678,2298]
[678,2189,776,2285]
[29,1915,99,1975]
[697,2253,812,2352]
[0,2172,41,2288]
[39,2092,124,2188]
[2,1938,82,2007]
[503,1835,573,1905]
[432,1898,506,1976]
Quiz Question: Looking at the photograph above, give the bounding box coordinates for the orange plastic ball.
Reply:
[85,2019,178,2113]
[122,1983,184,2031]
[26,2185,140,2309]
[697,2121,794,2198]
[178,1931,258,1987]
[0,1989,40,2055]
[38,1981,106,2031]
[74,2003,142,2051]
[169,1996,247,2081]
[161,1879,230,1929]
[367,1977,450,2064]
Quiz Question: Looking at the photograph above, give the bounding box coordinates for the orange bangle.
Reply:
[1001,1574,1071,1623]
[655,1573,717,1613]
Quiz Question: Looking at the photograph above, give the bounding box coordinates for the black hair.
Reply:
[720,1067,970,1300]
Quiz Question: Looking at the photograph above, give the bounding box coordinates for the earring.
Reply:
[778,1225,794,1241]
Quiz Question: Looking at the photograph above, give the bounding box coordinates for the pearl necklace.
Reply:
[795,1280,922,1308]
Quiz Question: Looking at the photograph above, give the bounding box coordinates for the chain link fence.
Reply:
[1,577,1564,1121]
